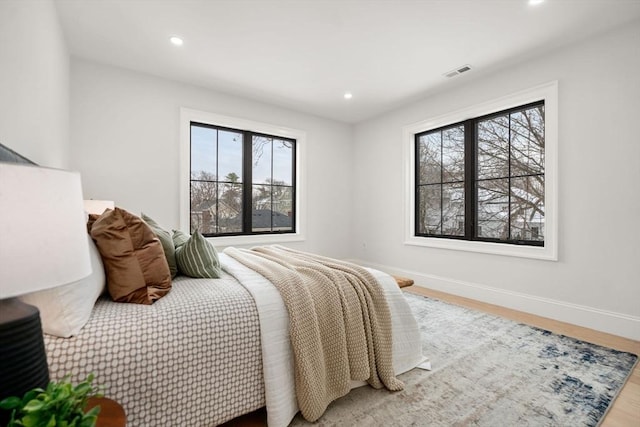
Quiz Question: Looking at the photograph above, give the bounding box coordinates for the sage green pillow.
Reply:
[175,231,221,278]
[172,229,190,248]
[141,213,178,278]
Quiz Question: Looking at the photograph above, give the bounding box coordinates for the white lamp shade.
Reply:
[0,164,92,299]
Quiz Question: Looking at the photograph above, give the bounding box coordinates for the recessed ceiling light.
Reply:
[529,0,544,5]
[344,92,353,100]
[170,36,184,46]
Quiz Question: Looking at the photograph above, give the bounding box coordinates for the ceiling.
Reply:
[54,0,640,123]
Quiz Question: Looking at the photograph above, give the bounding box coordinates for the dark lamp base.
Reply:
[0,298,50,425]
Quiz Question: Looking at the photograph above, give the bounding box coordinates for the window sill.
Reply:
[207,232,305,248]
[404,236,557,261]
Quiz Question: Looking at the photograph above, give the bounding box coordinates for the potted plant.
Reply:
[0,374,102,427]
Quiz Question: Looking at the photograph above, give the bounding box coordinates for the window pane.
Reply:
[477,179,509,239]
[477,115,509,179]
[272,186,294,231]
[191,181,217,234]
[442,183,465,236]
[252,184,271,231]
[417,185,441,235]
[511,106,545,177]
[217,183,243,234]
[218,130,243,182]
[510,176,544,241]
[418,132,441,184]
[253,136,272,184]
[191,126,217,177]
[442,126,464,183]
[273,140,293,185]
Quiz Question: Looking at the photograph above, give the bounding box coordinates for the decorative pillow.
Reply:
[175,231,222,278]
[90,207,171,304]
[172,229,190,248]
[19,236,105,337]
[141,213,177,278]
[86,213,100,233]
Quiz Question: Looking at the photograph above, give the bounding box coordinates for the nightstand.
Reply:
[86,397,126,427]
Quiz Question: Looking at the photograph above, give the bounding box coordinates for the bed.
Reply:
[44,253,424,426]
[1,144,423,426]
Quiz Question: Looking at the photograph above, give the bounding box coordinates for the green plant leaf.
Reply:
[22,389,41,405]
[0,396,21,410]
[22,400,45,413]
[84,406,100,418]
[79,416,97,427]
[20,413,41,427]
[5,373,100,427]
[74,383,91,396]
[58,385,71,401]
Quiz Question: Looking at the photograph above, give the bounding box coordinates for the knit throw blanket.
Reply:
[224,245,404,422]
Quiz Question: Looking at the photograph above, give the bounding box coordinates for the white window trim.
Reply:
[402,81,558,261]
[180,108,307,246]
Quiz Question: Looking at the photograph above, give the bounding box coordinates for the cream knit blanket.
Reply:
[224,245,403,422]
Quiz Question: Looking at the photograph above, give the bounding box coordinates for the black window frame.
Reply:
[190,121,297,237]
[415,100,545,247]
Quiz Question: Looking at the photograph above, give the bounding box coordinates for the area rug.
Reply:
[290,292,638,427]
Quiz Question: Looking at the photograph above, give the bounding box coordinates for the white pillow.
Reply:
[19,236,105,338]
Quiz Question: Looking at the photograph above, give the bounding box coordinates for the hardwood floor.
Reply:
[222,285,640,426]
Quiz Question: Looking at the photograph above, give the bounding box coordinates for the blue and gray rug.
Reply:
[291,292,637,426]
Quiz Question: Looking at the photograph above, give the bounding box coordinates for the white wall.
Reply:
[69,59,353,258]
[0,0,69,168]
[351,22,640,340]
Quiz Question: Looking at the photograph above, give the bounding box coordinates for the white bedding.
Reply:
[220,253,424,427]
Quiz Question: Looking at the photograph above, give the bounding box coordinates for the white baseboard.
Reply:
[349,258,640,342]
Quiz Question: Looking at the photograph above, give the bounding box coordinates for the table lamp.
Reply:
[0,163,92,423]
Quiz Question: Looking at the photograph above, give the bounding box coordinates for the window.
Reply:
[190,123,296,236]
[180,108,306,246]
[404,82,558,260]
[416,101,544,246]
[416,124,466,237]
[476,104,545,243]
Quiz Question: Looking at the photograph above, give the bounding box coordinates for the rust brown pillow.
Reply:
[90,207,171,304]
[86,213,100,233]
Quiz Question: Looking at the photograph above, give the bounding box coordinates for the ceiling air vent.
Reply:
[444,64,472,78]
